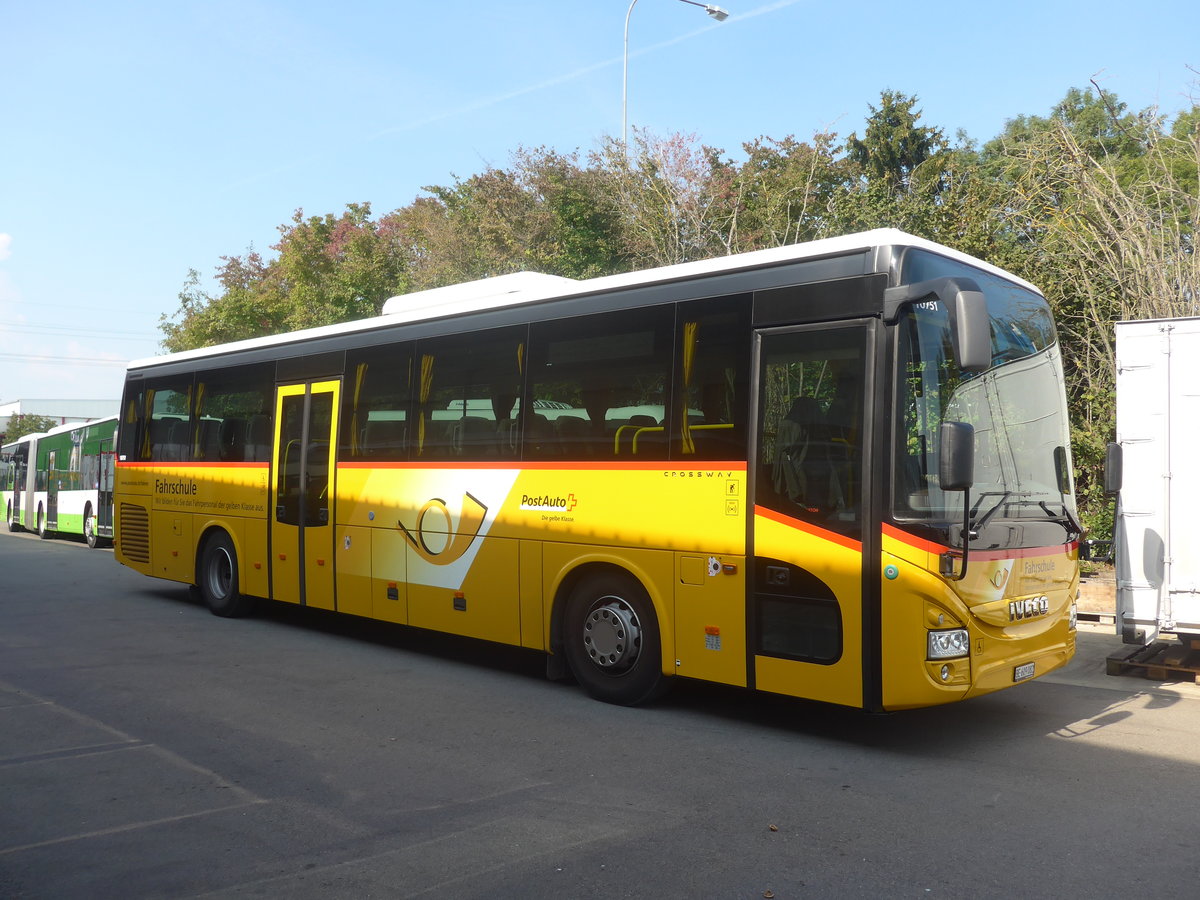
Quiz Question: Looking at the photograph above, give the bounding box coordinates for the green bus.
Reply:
[4,416,118,547]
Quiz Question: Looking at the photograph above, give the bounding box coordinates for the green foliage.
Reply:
[158,84,1200,540]
[2,414,57,443]
[845,90,948,193]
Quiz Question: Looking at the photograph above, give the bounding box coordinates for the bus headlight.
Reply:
[1069,598,1078,631]
[928,628,970,660]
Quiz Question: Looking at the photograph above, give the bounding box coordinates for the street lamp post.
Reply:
[622,0,730,152]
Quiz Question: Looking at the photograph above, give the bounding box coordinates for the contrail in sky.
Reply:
[223,0,806,193]
[377,0,807,135]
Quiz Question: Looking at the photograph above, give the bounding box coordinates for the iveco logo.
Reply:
[1009,596,1050,621]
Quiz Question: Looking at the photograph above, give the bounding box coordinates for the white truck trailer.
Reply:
[1113,316,1200,645]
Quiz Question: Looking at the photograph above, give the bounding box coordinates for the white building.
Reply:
[0,399,119,440]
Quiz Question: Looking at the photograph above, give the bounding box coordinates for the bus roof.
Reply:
[128,228,1039,372]
[40,415,119,439]
[1,432,47,450]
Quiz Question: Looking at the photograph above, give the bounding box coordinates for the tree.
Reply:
[2,414,57,443]
[712,131,844,251]
[161,204,409,352]
[591,129,732,267]
[421,147,626,282]
[845,90,948,194]
[994,87,1200,536]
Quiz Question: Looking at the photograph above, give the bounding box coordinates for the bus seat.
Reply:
[614,414,658,455]
[524,413,554,455]
[218,417,245,461]
[196,419,221,461]
[453,416,494,456]
[495,418,519,456]
[773,397,843,510]
[554,415,593,457]
[162,418,189,461]
[148,418,176,460]
[245,415,271,462]
[363,419,406,457]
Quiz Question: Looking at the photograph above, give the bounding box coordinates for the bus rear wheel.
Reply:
[563,571,666,706]
[198,532,255,618]
[5,503,15,532]
[84,504,98,549]
[37,507,49,539]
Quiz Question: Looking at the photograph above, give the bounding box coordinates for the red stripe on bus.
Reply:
[337,459,749,472]
[754,505,863,552]
[115,461,269,469]
[883,522,1078,559]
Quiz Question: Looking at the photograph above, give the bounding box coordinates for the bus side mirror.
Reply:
[1054,445,1071,495]
[1103,442,1122,495]
[938,421,975,582]
[882,277,990,372]
[953,288,990,373]
[938,422,975,492]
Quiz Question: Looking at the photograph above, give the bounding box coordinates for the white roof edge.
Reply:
[128,229,1035,370]
[380,271,578,315]
[1116,315,1200,327]
[41,414,119,438]
[5,432,48,445]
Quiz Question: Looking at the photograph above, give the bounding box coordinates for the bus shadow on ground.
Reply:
[146,583,1188,760]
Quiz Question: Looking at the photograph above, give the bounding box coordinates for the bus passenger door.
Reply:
[752,322,874,708]
[271,380,340,610]
[47,450,59,529]
[98,442,115,539]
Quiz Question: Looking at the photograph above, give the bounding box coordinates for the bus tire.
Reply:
[5,502,15,532]
[37,507,48,539]
[563,571,667,706]
[84,504,98,549]
[198,531,255,618]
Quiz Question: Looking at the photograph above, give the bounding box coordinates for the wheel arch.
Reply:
[193,521,247,592]
[546,552,675,678]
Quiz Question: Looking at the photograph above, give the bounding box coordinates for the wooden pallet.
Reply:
[1107,638,1200,681]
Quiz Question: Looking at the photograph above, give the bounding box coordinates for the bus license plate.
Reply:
[1013,661,1036,682]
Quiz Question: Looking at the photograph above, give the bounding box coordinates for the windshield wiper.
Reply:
[967,490,1034,536]
[1039,500,1084,540]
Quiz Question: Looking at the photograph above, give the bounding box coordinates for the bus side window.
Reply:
[341,343,413,462]
[674,294,750,460]
[194,363,274,463]
[757,327,866,541]
[140,379,194,462]
[414,328,524,461]
[527,306,673,460]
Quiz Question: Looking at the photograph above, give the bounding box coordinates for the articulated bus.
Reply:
[113,229,1080,710]
[4,417,118,547]
[3,432,45,533]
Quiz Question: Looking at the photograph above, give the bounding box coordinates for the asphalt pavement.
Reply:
[3,530,1199,899]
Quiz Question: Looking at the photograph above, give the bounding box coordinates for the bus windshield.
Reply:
[894,254,1076,532]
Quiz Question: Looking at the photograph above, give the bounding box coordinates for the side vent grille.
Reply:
[119,503,150,564]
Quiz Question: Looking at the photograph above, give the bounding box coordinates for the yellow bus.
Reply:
[113,229,1079,710]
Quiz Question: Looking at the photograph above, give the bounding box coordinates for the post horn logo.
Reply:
[398,493,488,565]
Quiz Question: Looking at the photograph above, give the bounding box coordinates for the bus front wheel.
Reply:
[5,503,15,532]
[563,571,667,706]
[198,532,255,618]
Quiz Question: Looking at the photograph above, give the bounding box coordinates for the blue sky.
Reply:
[2,0,1196,408]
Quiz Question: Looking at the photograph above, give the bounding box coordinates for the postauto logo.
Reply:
[518,493,578,512]
[397,493,487,565]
